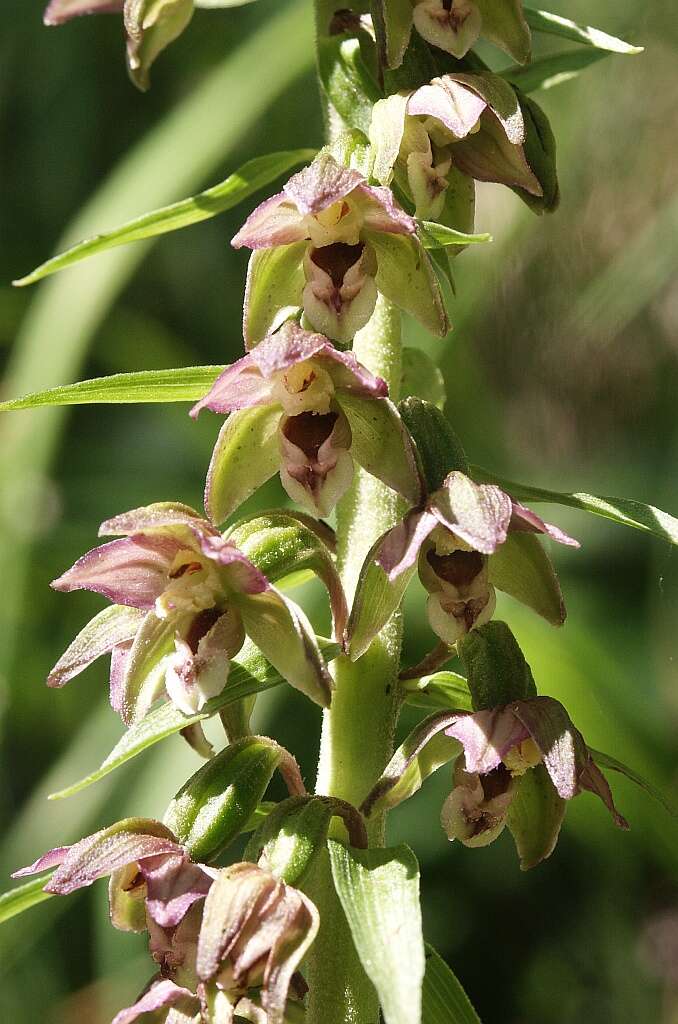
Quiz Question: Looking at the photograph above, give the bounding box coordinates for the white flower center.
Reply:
[272,359,335,416]
[155,549,223,619]
[307,200,363,247]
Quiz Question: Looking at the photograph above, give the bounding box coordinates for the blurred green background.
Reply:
[1,1,677,1021]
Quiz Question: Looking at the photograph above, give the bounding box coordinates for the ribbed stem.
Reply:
[306,298,404,1024]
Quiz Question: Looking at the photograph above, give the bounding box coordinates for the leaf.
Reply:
[0,874,55,926]
[419,222,492,249]
[500,49,607,93]
[488,532,565,626]
[0,366,224,413]
[506,763,566,870]
[328,840,425,1024]
[422,944,481,1024]
[591,750,678,821]
[13,151,316,287]
[400,348,446,411]
[523,8,643,55]
[48,638,340,800]
[318,36,381,135]
[472,465,678,547]
[403,671,473,712]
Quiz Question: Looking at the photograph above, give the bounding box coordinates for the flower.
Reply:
[232,151,447,345]
[197,862,318,1024]
[47,501,333,720]
[43,0,194,91]
[191,322,421,521]
[370,71,543,224]
[375,470,578,645]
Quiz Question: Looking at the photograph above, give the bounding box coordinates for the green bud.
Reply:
[457,620,538,710]
[163,737,282,862]
[398,396,469,493]
[513,91,560,214]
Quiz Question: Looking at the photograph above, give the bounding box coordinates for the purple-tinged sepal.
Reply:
[124,0,194,91]
[44,0,123,24]
[110,979,200,1024]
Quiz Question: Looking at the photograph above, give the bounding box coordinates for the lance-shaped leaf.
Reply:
[228,511,348,639]
[163,737,286,861]
[0,366,225,412]
[47,605,145,688]
[487,532,565,626]
[506,762,566,870]
[422,944,481,1024]
[328,840,425,1024]
[347,534,416,661]
[523,7,643,55]
[471,465,678,547]
[243,242,307,349]
[370,231,449,338]
[362,712,461,817]
[458,621,537,710]
[48,637,340,800]
[403,670,474,712]
[500,49,607,93]
[590,750,678,821]
[339,391,422,507]
[317,35,381,135]
[399,397,469,492]
[0,874,56,926]
[13,149,316,287]
[419,222,492,249]
[205,405,282,525]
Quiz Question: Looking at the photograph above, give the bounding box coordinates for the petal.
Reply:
[41,819,181,895]
[12,846,71,879]
[236,589,333,707]
[509,501,580,547]
[368,231,449,337]
[511,696,588,800]
[197,863,278,980]
[195,534,269,595]
[431,472,513,553]
[243,242,306,350]
[44,0,123,25]
[440,71,525,144]
[47,604,145,688]
[232,193,308,250]
[100,502,214,538]
[370,93,409,185]
[409,79,487,140]
[337,392,422,505]
[121,611,179,724]
[204,406,281,526]
[282,152,365,216]
[354,184,417,236]
[375,510,438,579]
[51,535,185,609]
[262,891,319,1024]
[111,979,199,1024]
[141,853,213,929]
[579,757,629,830]
[190,357,274,417]
[446,707,528,774]
[110,640,133,716]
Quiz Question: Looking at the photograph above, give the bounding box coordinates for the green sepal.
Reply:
[163,737,282,862]
[204,405,281,526]
[513,90,559,213]
[243,241,306,349]
[403,670,473,711]
[122,611,178,725]
[347,534,416,661]
[125,0,194,91]
[488,532,565,626]
[318,35,381,135]
[244,797,333,886]
[362,712,460,816]
[475,0,531,64]
[371,0,414,71]
[457,621,538,710]
[369,232,449,338]
[227,511,348,638]
[506,762,566,870]
[398,397,469,493]
[338,392,422,506]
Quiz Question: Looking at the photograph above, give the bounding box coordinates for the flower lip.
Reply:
[309,242,365,286]
[426,548,485,587]
[281,411,340,460]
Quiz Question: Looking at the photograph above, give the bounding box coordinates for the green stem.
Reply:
[306,298,404,1024]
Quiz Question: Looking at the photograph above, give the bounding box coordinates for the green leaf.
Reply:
[500,49,607,92]
[488,532,565,626]
[422,944,481,1024]
[328,840,425,1024]
[0,366,224,413]
[419,222,492,249]
[523,8,643,55]
[591,750,678,821]
[403,671,473,712]
[346,535,416,661]
[318,36,381,135]
[400,349,446,410]
[458,621,537,710]
[472,465,678,547]
[0,874,55,926]
[506,763,566,870]
[48,638,340,800]
[163,737,282,861]
[13,151,315,288]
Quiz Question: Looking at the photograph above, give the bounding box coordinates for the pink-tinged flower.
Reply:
[232,151,447,345]
[197,862,318,1024]
[191,322,422,522]
[371,70,542,223]
[370,470,577,647]
[48,501,333,720]
[44,0,194,91]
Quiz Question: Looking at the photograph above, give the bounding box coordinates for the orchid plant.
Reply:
[2,4,674,1024]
